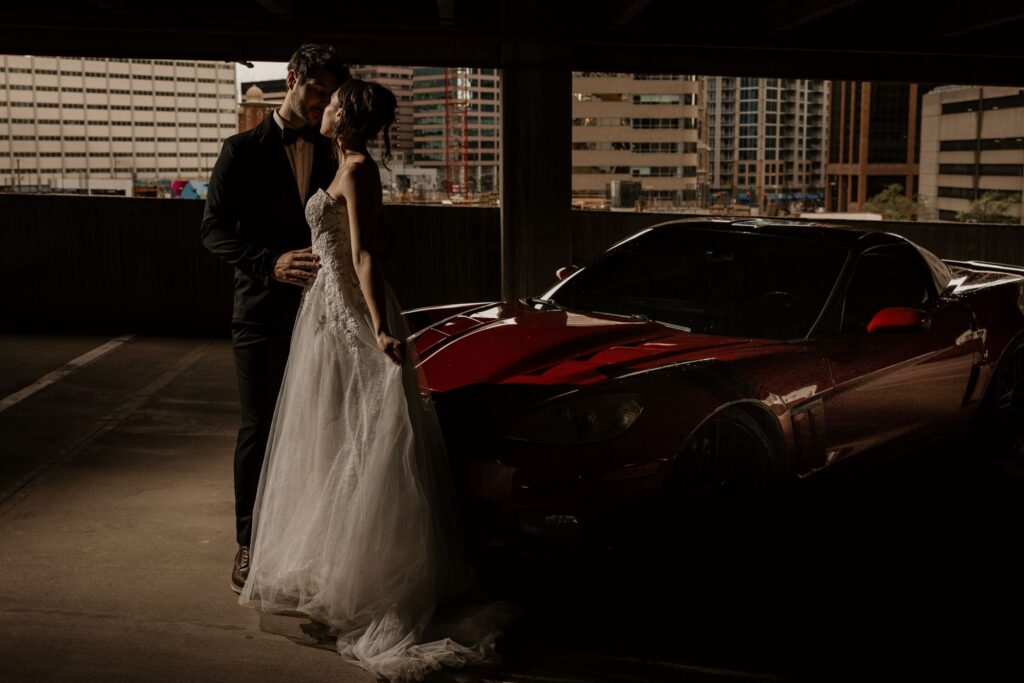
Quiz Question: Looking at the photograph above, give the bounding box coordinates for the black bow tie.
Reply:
[282,125,319,145]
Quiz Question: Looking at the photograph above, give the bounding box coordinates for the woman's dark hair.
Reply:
[287,43,351,85]
[330,79,397,168]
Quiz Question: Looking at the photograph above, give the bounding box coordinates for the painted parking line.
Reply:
[0,340,213,515]
[0,335,135,414]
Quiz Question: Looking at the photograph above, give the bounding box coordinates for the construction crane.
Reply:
[442,67,470,199]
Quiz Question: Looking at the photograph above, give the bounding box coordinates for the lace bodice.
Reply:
[304,188,370,350]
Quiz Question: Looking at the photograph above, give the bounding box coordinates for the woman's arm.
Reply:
[339,165,404,365]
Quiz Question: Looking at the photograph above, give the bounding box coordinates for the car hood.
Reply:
[415,301,772,392]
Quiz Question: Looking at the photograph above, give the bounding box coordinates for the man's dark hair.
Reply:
[287,43,350,84]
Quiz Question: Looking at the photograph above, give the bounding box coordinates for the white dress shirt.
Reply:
[273,110,314,204]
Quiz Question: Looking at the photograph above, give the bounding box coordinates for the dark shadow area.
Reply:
[0,194,500,336]
[474,437,1024,681]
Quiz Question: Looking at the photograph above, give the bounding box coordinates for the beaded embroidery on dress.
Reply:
[304,189,368,354]
[240,188,515,682]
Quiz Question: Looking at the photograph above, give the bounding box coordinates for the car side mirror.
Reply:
[555,265,579,281]
[867,307,930,334]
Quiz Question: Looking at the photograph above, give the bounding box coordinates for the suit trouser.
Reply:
[231,322,292,546]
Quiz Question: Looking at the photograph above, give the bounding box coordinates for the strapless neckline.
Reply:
[317,187,343,205]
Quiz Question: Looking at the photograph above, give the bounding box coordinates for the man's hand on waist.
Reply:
[273,247,321,288]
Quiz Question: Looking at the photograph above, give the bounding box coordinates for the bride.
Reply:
[239,79,514,681]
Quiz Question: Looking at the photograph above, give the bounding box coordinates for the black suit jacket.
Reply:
[201,112,337,329]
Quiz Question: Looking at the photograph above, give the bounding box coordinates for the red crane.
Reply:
[443,67,470,199]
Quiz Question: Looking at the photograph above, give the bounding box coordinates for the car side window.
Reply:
[842,244,935,333]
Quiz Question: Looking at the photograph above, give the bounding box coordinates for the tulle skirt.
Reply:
[239,275,514,682]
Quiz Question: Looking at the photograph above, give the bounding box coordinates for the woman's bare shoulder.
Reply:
[337,159,378,188]
[344,156,379,177]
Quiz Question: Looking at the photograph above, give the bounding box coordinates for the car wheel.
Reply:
[650,409,781,554]
[670,408,779,497]
[976,335,1024,460]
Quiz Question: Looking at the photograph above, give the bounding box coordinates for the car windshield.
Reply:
[545,227,849,339]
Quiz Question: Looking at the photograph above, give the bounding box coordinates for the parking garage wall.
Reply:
[2,194,1022,335]
[0,194,500,335]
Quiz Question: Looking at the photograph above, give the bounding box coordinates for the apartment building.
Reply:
[572,72,701,208]
[0,54,236,194]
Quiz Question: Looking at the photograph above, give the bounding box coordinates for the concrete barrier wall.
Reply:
[1,194,231,335]
[0,195,499,335]
[2,193,1021,335]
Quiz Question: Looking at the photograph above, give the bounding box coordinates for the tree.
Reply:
[863,183,931,221]
[956,191,1022,225]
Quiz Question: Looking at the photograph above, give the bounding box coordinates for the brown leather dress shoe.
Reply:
[231,545,250,594]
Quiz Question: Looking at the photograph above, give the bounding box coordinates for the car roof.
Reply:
[631,217,954,294]
[644,216,906,249]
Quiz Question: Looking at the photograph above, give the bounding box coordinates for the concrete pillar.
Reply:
[857,82,871,210]
[499,52,571,300]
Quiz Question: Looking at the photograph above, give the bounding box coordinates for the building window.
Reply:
[634,142,682,153]
[632,94,684,105]
[573,117,631,127]
[940,138,1024,151]
[632,74,688,81]
[572,166,631,174]
[979,164,1024,176]
[631,118,697,130]
[631,167,680,177]
[942,93,1024,115]
[940,163,1024,176]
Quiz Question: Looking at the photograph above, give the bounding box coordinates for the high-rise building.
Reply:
[825,81,939,213]
[704,77,828,209]
[571,72,701,208]
[351,66,414,165]
[0,55,236,193]
[919,86,1024,224]
[412,67,501,197]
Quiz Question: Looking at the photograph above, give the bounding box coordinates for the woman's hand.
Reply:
[377,331,406,366]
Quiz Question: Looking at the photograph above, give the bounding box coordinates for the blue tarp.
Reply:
[179,181,209,200]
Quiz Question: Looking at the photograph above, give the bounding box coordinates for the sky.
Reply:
[234,61,287,99]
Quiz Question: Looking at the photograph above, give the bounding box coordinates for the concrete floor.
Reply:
[2,335,1024,682]
[0,336,371,682]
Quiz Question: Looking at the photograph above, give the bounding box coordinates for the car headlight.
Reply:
[504,392,644,445]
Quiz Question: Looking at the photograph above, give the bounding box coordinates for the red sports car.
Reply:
[404,218,1024,555]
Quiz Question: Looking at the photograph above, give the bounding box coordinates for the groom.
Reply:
[201,44,350,593]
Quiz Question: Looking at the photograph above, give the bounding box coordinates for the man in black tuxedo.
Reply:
[201,44,350,593]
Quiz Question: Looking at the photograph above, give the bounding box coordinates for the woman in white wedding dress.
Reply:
[239,79,514,682]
